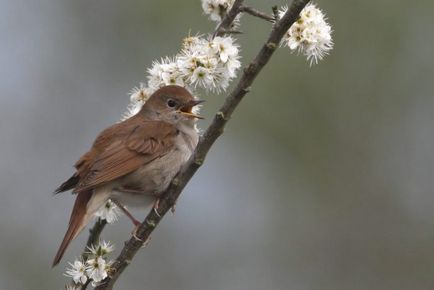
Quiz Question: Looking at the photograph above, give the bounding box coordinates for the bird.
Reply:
[52,85,203,267]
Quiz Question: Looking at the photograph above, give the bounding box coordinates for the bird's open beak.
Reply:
[179,99,205,119]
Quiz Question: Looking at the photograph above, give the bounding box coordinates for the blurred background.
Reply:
[1,0,434,289]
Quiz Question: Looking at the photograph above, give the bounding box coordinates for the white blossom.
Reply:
[129,83,152,103]
[280,3,333,65]
[181,34,204,50]
[87,240,114,257]
[190,66,216,88]
[210,36,239,63]
[94,200,120,224]
[147,57,184,90]
[121,101,144,121]
[64,259,88,285]
[224,57,241,78]
[64,241,115,287]
[177,35,240,92]
[122,18,242,123]
[121,83,154,120]
[99,240,115,255]
[86,256,111,284]
[123,35,240,118]
[201,0,235,22]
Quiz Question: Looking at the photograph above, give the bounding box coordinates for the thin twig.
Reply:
[213,0,244,38]
[272,5,279,21]
[82,219,107,261]
[240,5,274,22]
[220,29,243,35]
[94,1,310,289]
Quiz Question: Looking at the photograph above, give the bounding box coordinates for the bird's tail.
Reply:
[52,190,109,267]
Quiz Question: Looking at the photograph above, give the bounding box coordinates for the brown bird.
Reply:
[52,85,203,266]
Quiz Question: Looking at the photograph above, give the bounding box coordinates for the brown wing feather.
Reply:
[73,120,177,193]
[74,122,130,178]
[56,116,152,192]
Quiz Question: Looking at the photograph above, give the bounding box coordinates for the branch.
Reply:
[219,29,243,35]
[240,5,275,22]
[94,1,310,289]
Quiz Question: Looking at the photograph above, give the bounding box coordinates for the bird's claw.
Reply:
[131,226,151,247]
[131,225,143,242]
[153,207,161,217]
[141,237,152,248]
[153,198,161,217]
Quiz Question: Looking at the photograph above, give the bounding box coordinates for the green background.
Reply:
[1,0,434,289]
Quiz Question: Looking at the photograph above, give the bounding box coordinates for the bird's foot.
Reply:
[141,236,152,248]
[131,224,143,242]
[153,198,161,217]
[111,199,141,227]
[131,225,151,247]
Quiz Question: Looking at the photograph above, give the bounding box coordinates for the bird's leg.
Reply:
[110,199,141,227]
[111,198,145,241]
[131,226,143,242]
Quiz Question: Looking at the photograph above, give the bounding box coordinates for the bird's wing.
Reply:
[73,120,178,193]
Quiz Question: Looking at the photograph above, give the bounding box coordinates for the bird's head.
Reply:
[140,85,204,125]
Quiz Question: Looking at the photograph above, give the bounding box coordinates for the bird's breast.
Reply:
[113,129,198,208]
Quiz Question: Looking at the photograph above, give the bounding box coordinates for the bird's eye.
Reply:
[167,99,177,108]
